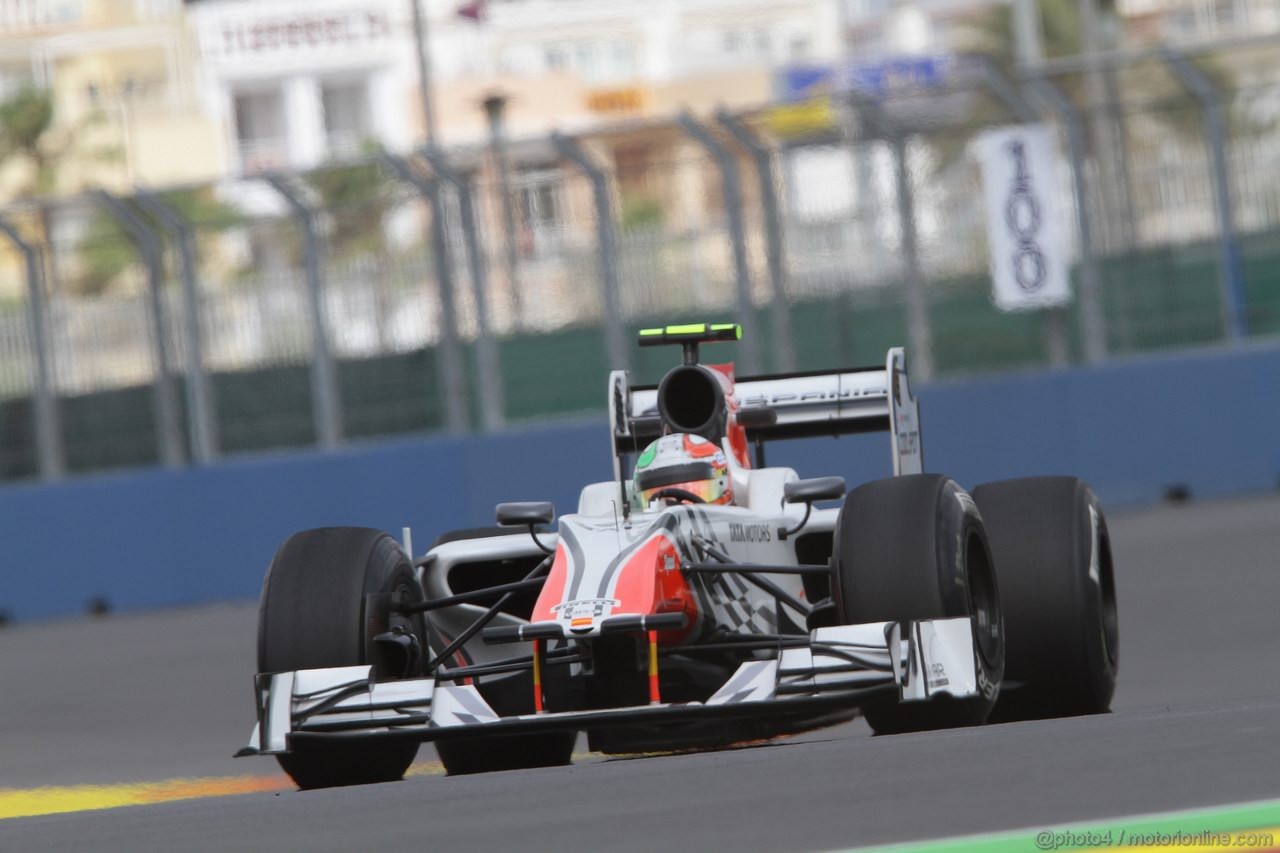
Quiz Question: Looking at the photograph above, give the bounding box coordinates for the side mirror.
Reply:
[496,502,556,555]
[784,477,846,505]
[496,501,555,528]
[779,477,846,541]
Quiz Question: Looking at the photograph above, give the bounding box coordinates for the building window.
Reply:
[233,88,286,174]
[1211,0,1240,32]
[545,46,567,70]
[321,79,369,160]
[541,40,637,85]
[515,168,563,258]
[606,40,636,83]
[721,29,771,60]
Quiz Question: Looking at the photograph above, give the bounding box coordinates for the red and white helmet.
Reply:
[633,434,733,509]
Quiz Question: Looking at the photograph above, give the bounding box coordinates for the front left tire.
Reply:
[835,474,1004,734]
[973,477,1118,720]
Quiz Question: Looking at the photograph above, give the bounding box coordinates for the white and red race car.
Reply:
[239,324,1119,786]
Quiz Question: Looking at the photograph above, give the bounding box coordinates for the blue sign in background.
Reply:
[778,55,964,102]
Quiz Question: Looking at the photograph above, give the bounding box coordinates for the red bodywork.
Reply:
[527,359,749,648]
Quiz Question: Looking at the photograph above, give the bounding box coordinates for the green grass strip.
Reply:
[844,797,1280,852]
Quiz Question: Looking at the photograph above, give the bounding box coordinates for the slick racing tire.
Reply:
[837,475,1004,734]
[259,527,425,789]
[434,731,576,776]
[972,477,1118,720]
[433,671,575,775]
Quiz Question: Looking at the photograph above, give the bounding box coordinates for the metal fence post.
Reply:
[550,132,628,374]
[847,95,934,381]
[1027,77,1108,364]
[676,112,764,376]
[715,110,796,373]
[422,147,506,432]
[381,154,470,434]
[980,59,1069,368]
[0,212,63,480]
[1163,47,1248,343]
[92,190,184,468]
[132,189,219,463]
[262,175,343,449]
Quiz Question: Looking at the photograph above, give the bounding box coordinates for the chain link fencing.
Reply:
[2,45,1279,483]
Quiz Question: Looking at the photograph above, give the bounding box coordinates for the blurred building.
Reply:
[180,0,844,175]
[1120,0,1280,44]
[186,0,420,174]
[423,0,846,266]
[427,0,843,142]
[0,0,221,198]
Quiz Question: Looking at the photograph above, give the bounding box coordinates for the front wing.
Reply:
[238,618,978,756]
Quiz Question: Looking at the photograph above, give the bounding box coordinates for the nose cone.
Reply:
[528,514,696,639]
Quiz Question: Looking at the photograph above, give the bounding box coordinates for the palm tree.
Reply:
[0,86,121,293]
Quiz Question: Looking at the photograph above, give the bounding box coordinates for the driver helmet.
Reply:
[633,433,733,509]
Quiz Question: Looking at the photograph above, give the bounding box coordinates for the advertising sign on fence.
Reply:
[979,124,1072,311]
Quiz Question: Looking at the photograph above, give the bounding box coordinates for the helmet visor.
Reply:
[638,477,726,505]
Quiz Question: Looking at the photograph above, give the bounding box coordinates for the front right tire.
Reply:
[258,527,424,789]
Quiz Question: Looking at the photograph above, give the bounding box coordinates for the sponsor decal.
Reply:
[729,522,772,544]
[737,383,886,409]
[927,661,950,689]
[1088,505,1101,585]
[976,658,998,699]
[552,598,619,620]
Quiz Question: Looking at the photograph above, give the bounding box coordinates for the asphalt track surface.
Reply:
[3,494,1280,851]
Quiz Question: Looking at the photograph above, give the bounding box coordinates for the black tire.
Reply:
[432,670,576,775]
[836,475,1004,734]
[434,732,576,776]
[258,527,424,789]
[972,477,1118,720]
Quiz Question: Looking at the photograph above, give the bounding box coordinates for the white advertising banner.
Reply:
[978,124,1072,311]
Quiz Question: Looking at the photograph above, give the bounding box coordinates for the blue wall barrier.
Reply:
[2,343,1277,621]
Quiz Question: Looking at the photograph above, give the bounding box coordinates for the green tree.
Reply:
[0,86,58,196]
[0,86,122,294]
[75,187,244,296]
[304,142,400,261]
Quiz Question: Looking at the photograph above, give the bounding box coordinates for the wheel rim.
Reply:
[965,528,1002,668]
[368,579,424,679]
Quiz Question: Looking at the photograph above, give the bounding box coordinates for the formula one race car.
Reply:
[238,324,1119,787]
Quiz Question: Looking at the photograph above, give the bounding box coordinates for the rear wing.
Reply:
[610,347,923,477]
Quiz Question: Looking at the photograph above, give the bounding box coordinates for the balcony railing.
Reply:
[0,0,84,32]
[237,138,290,175]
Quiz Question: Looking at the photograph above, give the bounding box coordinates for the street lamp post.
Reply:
[483,92,523,329]
[409,0,437,145]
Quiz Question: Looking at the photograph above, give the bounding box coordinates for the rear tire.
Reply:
[972,477,1118,719]
[258,527,424,789]
[836,475,1004,734]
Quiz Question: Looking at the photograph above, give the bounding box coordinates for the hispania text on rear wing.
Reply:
[611,346,923,477]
